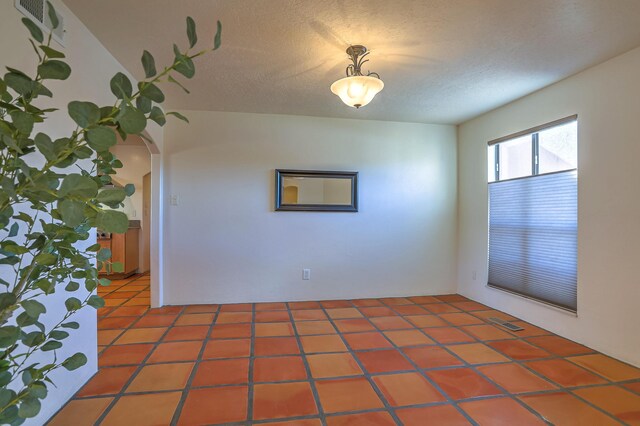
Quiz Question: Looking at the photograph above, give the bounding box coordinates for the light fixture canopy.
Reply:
[331,45,384,109]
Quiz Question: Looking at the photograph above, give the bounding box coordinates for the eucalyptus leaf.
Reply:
[47,1,60,29]
[85,126,116,152]
[214,20,222,50]
[22,331,45,347]
[68,101,100,128]
[96,248,112,261]
[64,297,82,312]
[39,45,65,59]
[136,95,152,114]
[22,18,44,43]
[124,183,135,196]
[140,83,164,103]
[59,174,98,198]
[8,222,19,238]
[41,341,62,351]
[50,330,69,340]
[186,17,197,48]
[62,353,87,371]
[167,111,190,123]
[110,72,133,99]
[58,199,86,227]
[0,294,17,310]
[21,300,46,318]
[17,397,40,418]
[149,107,166,126]
[38,60,71,80]
[64,281,79,291]
[96,210,128,233]
[141,50,156,78]
[34,133,56,161]
[174,55,195,79]
[9,110,34,135]
[0,326,20,348]
[117,105,146,134]
[61,322,80,330]
[87,295,105,309]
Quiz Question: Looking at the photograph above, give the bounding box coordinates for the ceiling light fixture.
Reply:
[330,45,384,109]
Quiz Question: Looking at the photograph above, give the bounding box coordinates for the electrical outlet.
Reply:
[472,271,477,280]
[302,269,311,280]
[170,195,178,206]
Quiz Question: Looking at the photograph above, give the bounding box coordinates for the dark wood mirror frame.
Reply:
[275,169,359,212]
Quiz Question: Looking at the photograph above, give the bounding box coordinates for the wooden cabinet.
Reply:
[98,227,139,277]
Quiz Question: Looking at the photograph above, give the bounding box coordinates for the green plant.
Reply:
[0,3,221,423]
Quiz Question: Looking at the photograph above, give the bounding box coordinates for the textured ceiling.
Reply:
[63,0,640,124]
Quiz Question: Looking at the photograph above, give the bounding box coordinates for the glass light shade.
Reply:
[330,75,384,108]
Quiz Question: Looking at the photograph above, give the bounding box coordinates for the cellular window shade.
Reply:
[488,170,577,311]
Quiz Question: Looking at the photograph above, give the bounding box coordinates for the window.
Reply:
[487,116,578,311]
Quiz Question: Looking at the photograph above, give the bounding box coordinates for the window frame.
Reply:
[489,114,578,182]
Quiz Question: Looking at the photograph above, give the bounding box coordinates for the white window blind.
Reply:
[488,171,577,310]
[487,116,578,311]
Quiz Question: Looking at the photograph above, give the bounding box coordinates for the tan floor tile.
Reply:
[102,392,181,426]
[48,397,113,426]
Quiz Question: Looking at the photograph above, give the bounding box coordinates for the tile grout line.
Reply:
[285,303,327,426]
[349,299,479,426]
[93,303,187,424]
[247,303,256,422]
[45,275,153,425]
[168,303,223,425]
[316,301,404,426]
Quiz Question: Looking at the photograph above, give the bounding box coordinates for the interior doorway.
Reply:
[96,134,155,347]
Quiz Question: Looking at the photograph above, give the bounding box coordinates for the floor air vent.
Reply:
[15,0,65,46]
[488,317,524,332]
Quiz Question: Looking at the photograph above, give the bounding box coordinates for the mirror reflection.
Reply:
[282,177,352,205]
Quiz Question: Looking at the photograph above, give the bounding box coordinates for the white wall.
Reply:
[163,111,457,304]
[0,1,140,423]
[457,46,640,366]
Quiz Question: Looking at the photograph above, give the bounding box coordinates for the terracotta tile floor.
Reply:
[47,275,640,425]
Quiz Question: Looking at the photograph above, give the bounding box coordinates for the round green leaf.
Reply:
[97,188,126,206]
[62,352,87,371]
[41,341,63,351]
[58,199,85,227]
[64,297,82,312]
[96,210,129,233]
[21,300,46,318]
[86,126,117,152]
[22,331,45,347]
[110,72,133,99]
[17,396,40,418]
[38,60,71,80]
[87,295,105,309]
[0,293,17,310]
[59,174,98,198]
[124,183,135,197]
[96,248,112,261]
[140,83,165,103]
[68,101,100,128]
[117,105,147,134]
[0,326,20,348]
